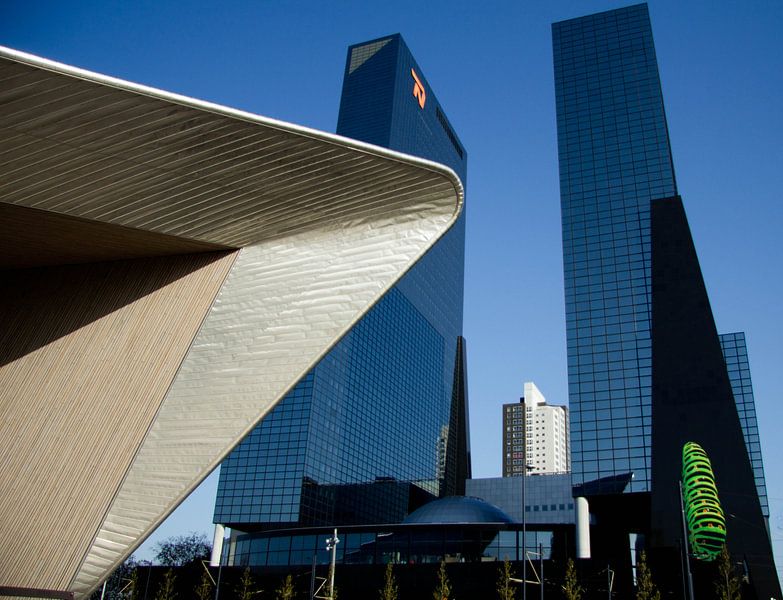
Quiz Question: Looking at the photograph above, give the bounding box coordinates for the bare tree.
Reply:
[379,562,399,600]
[236,567,261,600]
[154,569,176,600]
[89,556,140,600]
[562,559,583,600]
[497,558,516,600]
[125,569,139,600]
[275,574,295,600]
[433,561,452,600]
[154,532,211,567]
[715,545,742,600]
[194,569,213,600]
[635,551,661,600]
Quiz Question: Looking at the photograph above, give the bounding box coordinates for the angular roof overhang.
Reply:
[0,46,462,597]
[0,46,462,266]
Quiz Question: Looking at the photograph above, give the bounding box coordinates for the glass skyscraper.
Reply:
[720,331,769,519]
[214,34,469,531]
[554,5,778,598]
[554,3,675,493]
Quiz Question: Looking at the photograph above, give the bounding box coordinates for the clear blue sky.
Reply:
[2,0,781,568]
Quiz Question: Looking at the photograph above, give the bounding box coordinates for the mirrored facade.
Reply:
[215,34,469,530]
[554,0,771,505]
[554,3,676,493]
[467,475,574,525]
[719,331,769,518]
[554,5,778,598]
[227,526,557,568]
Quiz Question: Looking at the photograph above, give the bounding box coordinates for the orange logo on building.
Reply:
[411,68,426,109]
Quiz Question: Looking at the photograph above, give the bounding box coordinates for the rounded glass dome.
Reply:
[403,496,515,524]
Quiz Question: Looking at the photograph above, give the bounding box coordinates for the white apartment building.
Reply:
[503,382,570,476]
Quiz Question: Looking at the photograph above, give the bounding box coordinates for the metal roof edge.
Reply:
[0,45,464,219]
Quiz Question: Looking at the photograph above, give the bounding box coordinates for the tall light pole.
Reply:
[540,542,544,600]
[522,464,543,600]
[678,481,695,600]
[522,463,528,600]
[326,528,340,600]
[522,401,528,600]
[521,399,533,600]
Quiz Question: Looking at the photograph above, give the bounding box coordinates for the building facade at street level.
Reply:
[0,47,463,598]
[467,475,574,525]
[554,4,779,598]
[503,382,569,476]
[208,496,571,600]
[213,33,470,541]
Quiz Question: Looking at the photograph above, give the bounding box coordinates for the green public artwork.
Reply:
[682,442,726,561]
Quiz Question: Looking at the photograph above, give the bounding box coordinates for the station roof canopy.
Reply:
[0,46,462,598]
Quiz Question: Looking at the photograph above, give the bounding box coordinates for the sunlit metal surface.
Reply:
[0,46,462,597]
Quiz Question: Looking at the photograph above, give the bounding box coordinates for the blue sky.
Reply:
[2,0,781,568]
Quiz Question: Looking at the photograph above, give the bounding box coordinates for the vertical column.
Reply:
[575,497,591,559]
[210,524,225,566]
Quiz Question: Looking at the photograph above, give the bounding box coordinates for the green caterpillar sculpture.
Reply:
[682,442,726,561]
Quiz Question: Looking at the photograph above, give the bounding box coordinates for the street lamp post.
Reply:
[678,481,695,600]
[326,528,340,600]
[522,463,526,600]
[540,542,544,600]
[519,395,537,600]
[522,461,533,600]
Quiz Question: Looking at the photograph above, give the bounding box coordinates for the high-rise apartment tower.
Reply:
[503,382,569,476]
[214,34,470,533]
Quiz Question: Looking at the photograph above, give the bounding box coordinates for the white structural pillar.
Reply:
[210,524,225,566]
[575,496,591,559]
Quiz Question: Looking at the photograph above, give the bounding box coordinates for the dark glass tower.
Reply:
[720,331,770,521]
[214,34,469,531]
[554,5,778,598]
[554,3,675,495]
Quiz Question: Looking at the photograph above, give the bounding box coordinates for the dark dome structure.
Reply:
[403,496,515,524]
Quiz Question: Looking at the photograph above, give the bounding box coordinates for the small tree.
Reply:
[154,569,176,600]
[276,574,295,600]
[497,558,516,600]
[433,561,452,600]
[635,551,661,600]
[380,562,399,600]
[562,558,583,600]
[89,556,140,600]
[236,567,261,600]
[715,545,742,600]
[194,569,213,600]
[154,532,211,566]
[125,569,139,600]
